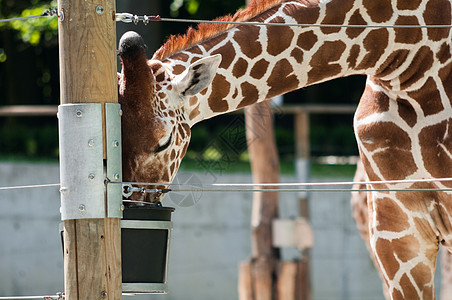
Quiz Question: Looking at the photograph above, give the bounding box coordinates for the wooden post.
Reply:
[294,111,311,300]
[58,0,122,299]
[243,100,280,300]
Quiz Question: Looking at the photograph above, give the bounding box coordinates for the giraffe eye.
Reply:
[155,133,172,153]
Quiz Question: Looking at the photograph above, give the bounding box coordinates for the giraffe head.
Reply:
[117,31,221,202]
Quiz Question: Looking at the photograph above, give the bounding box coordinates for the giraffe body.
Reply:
[118,0,452,298]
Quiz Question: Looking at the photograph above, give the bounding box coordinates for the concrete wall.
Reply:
[0,162,440,299]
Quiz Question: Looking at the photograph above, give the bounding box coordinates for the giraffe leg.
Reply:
[368,193,439,300]
[351,160,391,299]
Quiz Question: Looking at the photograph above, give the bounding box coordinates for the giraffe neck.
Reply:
[155,0,451,126]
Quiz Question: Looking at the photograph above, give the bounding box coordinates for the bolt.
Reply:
[75,110,82,118]
[112,140,119,148]
[119,109,123,117]
[100,291,107,298]
[114,173,120,180]
[79,204,86,212]
[96,5,104,15]
[88,139,95,147]
[59,187,68,194]
[120,204,125,212]
[88,173,95,180]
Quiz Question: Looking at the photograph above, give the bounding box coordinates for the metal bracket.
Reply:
[58,103,123,220]
[58,103,105,220]
[105,103,123,218]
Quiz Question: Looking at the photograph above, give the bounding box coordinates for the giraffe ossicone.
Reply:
[118,0,452,298]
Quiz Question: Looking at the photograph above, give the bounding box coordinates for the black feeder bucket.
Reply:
[59,205,175,294]
[121,205,175,294]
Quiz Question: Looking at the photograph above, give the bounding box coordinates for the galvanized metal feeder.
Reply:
[121,205,175,294]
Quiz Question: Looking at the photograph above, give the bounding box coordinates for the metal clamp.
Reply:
[106,103,123,218]
[58,103,105,220]
[58,103,123,220]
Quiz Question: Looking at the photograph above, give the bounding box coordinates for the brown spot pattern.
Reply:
[397,0,422,10]
[399,46,434,90]
[267,17,294,56]
[411,263,433,295]
[419,119,452,180]
[439,64,452,106]
[189,105,200,120]
[321,0,354,34]
[290,5,320,25]
[407,77,443,116]
[356,29,389,70]
[375,239,400,280]
[375,49,410,78]
[392,235,420,262]
[232,88,238,99]
[396,98,417,127]
[155,72,166,82]
[308,40,346,84]
[357,122,417,180]
[212,41,235,69]
[237,82,259,109]
[375,197,410,232]
[267,59,299,98]
[363,0,393,23]
[347,45,360,69]
[250,59,269,79]
[291,48,303,64]
[207,74,230,112]
[424,0,451,41]
[234,26,262,59]
[296,31,318,51]
[346,10,366,39]
[400,274,420,300]
[394,16,422,44]
[172,64,186,75]
[232,58,248,78]
[188,46,203,55]
[437,43,452,64]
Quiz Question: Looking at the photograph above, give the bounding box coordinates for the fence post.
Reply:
[58,0,122,299]
[294,111,311,300]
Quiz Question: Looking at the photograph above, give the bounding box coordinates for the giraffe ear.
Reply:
[174,54,222,97]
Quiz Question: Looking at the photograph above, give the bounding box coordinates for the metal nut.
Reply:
[88,173,95,180]
[112,140,119,148]
[79,204,86,212]
[88,139,95,147]
[75,110,83,118]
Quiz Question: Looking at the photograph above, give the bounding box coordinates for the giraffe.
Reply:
[117,0,452,298]
[351,160,452,299]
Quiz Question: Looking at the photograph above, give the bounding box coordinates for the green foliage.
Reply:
[0,121,58,159]
[0,0,58,46]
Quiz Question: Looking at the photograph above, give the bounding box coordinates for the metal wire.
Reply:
[0,183,60,191]
[115,12,452,29]
[0,8,59,23]
[113,177,452,196]
[112,177,452,188]
[168,188,452,193]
